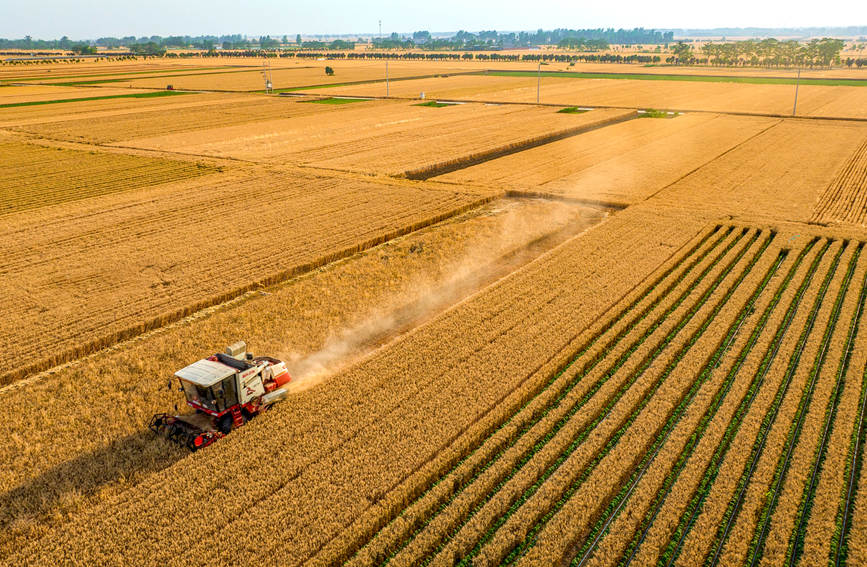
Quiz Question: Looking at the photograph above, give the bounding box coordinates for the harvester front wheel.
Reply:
[217,414,233,434]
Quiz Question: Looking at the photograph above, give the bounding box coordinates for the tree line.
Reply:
[671,38,848,67]
[0,28,673,53]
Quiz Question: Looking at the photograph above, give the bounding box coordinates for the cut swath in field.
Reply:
[0,140,217,215]
[0,171,490,386]
[812,136,867,225]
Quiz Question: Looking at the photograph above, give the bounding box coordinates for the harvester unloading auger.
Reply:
[149,341,291,451]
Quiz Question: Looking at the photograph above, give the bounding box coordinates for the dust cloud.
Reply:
[280,199,606,392]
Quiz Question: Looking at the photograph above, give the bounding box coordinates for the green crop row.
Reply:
[492,230,759,567]
[570,238,781,567]
[830,289,867,566]
[786,244,867,566]
[745,243,857,566]
[657,238,823,567]
[703,240,839,567]
[617,246,792,567]
[352,226,728,565]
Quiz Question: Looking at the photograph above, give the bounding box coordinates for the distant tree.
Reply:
[71,44,96,55]
[325,66,334,76]
[296,34,302,44]
[671,41,693,64]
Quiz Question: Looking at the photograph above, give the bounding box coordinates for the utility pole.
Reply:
[536,60,541,104]
[792,67,801,116]
[379,20,382,39]
[386,60,389,97]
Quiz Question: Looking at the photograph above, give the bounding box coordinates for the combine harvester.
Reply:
[149,341,291,451]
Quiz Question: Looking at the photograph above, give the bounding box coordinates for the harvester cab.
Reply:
[149,341,292,451]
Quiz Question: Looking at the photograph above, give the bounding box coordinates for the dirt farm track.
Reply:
[4,55,867,566]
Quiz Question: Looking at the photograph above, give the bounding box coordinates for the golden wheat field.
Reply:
[3,52,867,567]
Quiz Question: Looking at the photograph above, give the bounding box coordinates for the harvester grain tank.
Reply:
[149,341,291,450]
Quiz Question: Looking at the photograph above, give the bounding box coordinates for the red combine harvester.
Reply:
[149,341,291,451]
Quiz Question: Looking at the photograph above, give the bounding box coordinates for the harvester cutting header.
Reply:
[149,341,291,451]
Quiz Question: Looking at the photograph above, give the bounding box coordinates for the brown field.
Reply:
[0,139,216,214]
[0,84,158,103]
[9,95,328,142]
[3,56,867,567]
[0,167,485,385]
[0,91,238,126]
[309,73,867,118]
[119,101,633,176]
[812,135,867,225]
[434,113,776,204]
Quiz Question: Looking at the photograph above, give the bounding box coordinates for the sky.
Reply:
[1,0,865,39]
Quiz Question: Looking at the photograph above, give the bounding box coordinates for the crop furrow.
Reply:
[656,237,824,567]
[786,244,867,566]
[704,239,842,567]
[830,331,867,565]
[486,230,762,567]
[570,245,787,567]
[745,242,857,566]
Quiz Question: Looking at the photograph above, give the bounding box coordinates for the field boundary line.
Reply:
[0,194,496,387]
[641,119,782,204]
[286,91,867,123]
[401,111,637,180]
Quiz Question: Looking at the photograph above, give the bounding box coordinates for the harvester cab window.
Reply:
[215,376,239,411]
[181,379,217,412]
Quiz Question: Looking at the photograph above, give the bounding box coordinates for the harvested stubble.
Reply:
[0,198,601,557]
[121,60,479,91]
[10,95,331,143]
[7,205,711,566]
[433,113,776,205]
[0,140,216,215]
[653,120,867,221]
[812,135,867,225]
[305,73,867,118]
[0,85,157,105]
[120,101,632,177]
[0,169,485,385]
[0,92,239,129]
